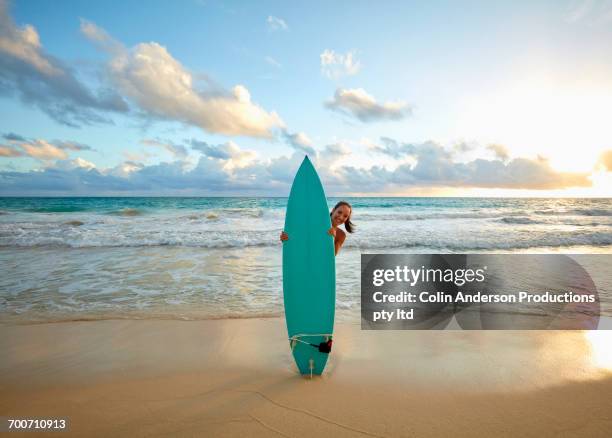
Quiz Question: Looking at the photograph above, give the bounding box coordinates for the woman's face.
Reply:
[332,205,351,227]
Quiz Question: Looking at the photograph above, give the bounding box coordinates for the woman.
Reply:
[280,201,355,256]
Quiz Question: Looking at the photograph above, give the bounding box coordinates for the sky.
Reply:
[0,0,611,196]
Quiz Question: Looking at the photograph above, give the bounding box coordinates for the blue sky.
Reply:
[1,0,611,196]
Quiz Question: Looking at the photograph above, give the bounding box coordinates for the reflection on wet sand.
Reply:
[586,330,612,372]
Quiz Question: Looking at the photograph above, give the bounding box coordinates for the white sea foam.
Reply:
[0,206,611,250]
[1,198,610,323]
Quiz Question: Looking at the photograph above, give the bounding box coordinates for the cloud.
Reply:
[365,139,591,190]
[18,139,69,160]
[109,160,144,178]
[366,136,416,159]
[264,151,307,184]
[0,5,286,138]
[266,16,288,31]
[82,20,284,138]
[281,129,316,156]
[322,142,351,159]
[0,140,301,195]
[2,132,25,142]
[565,0,595,22]
[142,138,189,159]
[0,165,136,193]
[0,136,95,161]
[0,0,59,76]
[51,157,96,170]
[320,49,361,79]
[52,140,94,152]
[123,150,153,163]
[0,144,23,157]
[264,56,281,68]
[190,139,232,159]
[79,18,123,55]
[325,88,410,122]
[0,0,128,127]
[565,0,612,24]
[189,139,256,170]
[0,136,594,195]
[453,142,475,153]
[597,149,612,171]
[319,142,351,171]
[487,143,510,161]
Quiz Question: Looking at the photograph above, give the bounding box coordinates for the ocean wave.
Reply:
[499,217,541,224]
[0,311,287,325]
[2,229,610,250]
[534,208,612,217]
[0,229,279,248]
[180,208,266,221]
[347,232,612,250]
[63,220,85,226]
[184,213,220,220]
[0,240,275,249]
[215,208,265,218]
[107,208,143,216]
[354,211,513,221]
[571,208,612,216]
[498,216,610,227]
[356,207,612,222]
[25,206,88,213]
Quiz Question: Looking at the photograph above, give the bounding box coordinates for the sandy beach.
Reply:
[1,318,611,437]
[2,0,612,433]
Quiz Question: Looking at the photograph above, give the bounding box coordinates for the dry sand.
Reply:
[1,318,611,437]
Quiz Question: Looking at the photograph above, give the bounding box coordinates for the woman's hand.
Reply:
[327,227,336,238]
[280,231,289,242]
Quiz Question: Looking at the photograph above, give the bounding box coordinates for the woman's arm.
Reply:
[334,229,346,256]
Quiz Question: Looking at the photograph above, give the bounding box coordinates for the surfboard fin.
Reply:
[309,358,314,379]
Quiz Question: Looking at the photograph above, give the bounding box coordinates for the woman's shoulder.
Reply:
[336,227,346,239]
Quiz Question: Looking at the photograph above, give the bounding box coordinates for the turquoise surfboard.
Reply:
[283,156,336,376]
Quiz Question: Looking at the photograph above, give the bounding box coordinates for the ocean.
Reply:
[1,197,611,324]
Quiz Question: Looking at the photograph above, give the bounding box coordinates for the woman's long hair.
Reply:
[331,201,355,233]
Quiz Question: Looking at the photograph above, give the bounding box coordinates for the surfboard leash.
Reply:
[289,334,333,353]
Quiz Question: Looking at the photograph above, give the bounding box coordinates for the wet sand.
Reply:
[1,318,611,437]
